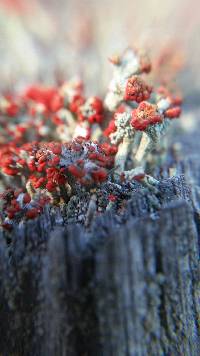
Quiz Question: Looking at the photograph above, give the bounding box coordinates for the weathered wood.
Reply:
[95,201,200,355]
[0,175,199,355]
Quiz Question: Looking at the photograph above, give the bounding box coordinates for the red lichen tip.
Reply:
[164,106,181,119]
[124,76,152,103]
[78,96,104,124]
[131,101,163,131]
[26,208,39,219]
[23,85,63,113]
[108,194,117,202]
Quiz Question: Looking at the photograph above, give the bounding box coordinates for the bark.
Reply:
[95,201,200,356]
[0,174,199,355]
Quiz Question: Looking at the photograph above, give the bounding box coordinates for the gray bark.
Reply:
[95,201,200,356]
[0,174,199,355]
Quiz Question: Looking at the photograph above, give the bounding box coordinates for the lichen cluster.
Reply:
[0,48,182,230]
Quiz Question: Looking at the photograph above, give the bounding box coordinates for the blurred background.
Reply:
[0,0,199,102]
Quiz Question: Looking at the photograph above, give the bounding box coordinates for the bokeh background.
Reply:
[0,0,199,102]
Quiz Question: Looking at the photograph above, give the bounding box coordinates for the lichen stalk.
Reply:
[114,137,132,173]
[134,132,153,164]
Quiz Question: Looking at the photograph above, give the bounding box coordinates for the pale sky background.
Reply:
[0,0,199,97]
